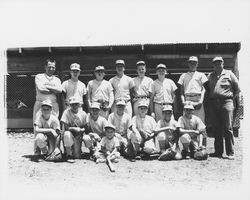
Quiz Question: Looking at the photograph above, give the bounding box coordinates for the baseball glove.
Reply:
[158,148,176,161]
[45,147,63,162]
[193,146,208,160]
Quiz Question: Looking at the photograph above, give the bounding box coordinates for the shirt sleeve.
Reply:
[53,117,61,131]
[129,77,135,89]
[107,114,113,124]
[177,117,185,128]
[177,74,184,86]
[171,80,178,91]
[54,77,62,92]
[35,74,46,91]
[34,115,42,127]
[196,117,206,131]
[201,73,208,85]
[82,82,87,96]
[100,137,105,147]
[61,81,67,93]
[60,110,69,125]
[151,81,156,95]
[114,137,120,148]
[230,71,241,95]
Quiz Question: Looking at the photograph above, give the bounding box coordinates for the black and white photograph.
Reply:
[0,0,250,199]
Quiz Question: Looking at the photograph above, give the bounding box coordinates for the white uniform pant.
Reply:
[63,131,92,158]
[111,101,132,117]
[34,133,57,155]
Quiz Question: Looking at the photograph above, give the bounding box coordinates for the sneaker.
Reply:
[209,153,223,158]
[135,155,141,160]
[96,158,106,163]
[66,155,75,162]
[112,158,119,163]
[227,155,235,160]
[181,150,190,159]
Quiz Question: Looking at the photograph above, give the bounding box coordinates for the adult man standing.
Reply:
[87,66,114,119]
[132,61,153,115]
[109,60,135,117]
[150,64,177,122]
[178,56,208,123]
[61,63,88,111]
[206,56,240,160]
[33,59,62,154]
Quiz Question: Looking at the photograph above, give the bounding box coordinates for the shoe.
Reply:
[209,153,223,158]
[96,158,106,163]
[181,150,190,159]
[66,155,75,162]
[227,155,235,160]
[135,155,141,160]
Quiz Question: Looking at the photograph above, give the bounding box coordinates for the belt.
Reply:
[154,102,173,106]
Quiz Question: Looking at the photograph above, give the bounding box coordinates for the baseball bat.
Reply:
[106,155,115,172]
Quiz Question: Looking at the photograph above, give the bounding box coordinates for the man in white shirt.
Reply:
[178,56,208,122]
[132,61,153,115]
[87,66,114,119]
[61,63,87,111]
[109,60,135,117]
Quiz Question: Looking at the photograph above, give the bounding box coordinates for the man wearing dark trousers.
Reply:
[206,56,240,160]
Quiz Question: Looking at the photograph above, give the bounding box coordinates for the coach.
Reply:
[206,56,240,160]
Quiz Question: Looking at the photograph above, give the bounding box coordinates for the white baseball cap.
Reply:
[90,102,100,109]
[136,61,146,66]
[69,96,81,104]
[212,56,224,63]
[138,100,149,108]
[115,59,125,66]
[41,99,52,108]
[70,63,81,71]
[104,123,116,130]
[156,63,167,70]
[183,101,194,110]
[95,65,105,71]
[188,56,198,62]
[116,99,126,106]
[163,105,173,112]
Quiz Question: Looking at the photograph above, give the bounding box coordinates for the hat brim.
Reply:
[41,104,52,108]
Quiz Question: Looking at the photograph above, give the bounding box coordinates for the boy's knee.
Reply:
[35,133,47,149]
[82,135,92,148]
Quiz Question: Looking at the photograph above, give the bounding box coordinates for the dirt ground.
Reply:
[4,131,245,199]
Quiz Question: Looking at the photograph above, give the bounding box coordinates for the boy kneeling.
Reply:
[178,101,207,159]
[61,97,94,160]
[34,100,61,156]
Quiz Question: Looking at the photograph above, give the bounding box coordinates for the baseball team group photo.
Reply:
[5,42,244,191]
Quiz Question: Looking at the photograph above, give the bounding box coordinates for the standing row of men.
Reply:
[32,56,240,161]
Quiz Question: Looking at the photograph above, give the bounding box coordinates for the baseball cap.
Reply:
[95,65,105,71]
[69,96,80,104]
[136,61,146,66]
[163,105,173,112]
[183,101,194,110]
[188,56,198,62]
[212,56,224,63]
[156,63,167,70]
[138,100,149,108]
[115,59,125,66]
[116,99,126,106]
[90,102,100,109]
[41,99,52,108]
[70,63,81,71]
[104,123,116,130]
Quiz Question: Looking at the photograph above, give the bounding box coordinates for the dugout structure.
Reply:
[5,43,243,136]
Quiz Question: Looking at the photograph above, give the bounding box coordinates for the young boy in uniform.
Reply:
[154,105,179,152]
[87,66,114,119]
[60,96,93,159]
[131,100,159,158]
[85,102,108,149]
[150,64,177,122]
[177,101,206,159]
[34,99,61,156]
[95,123,120,163]
[108,99,141,158]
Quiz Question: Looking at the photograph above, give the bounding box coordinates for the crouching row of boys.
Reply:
[33,96,207,163]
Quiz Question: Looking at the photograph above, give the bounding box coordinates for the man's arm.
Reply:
[35,75,51,94]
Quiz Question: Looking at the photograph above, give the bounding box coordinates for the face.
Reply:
[184,108,194,118]
[116,65,125,75]
[70,103,80,113]
[156,68,166,77]
[90,108,100,118]
[70,70,80,79]
[212,61,224,73]
[94,70,105,80]
[188,61,198,72]
[137,65,146,77]
[105,128,115,139]
[163,111,172,121]
[116,104,125,114]
[41,105,52,119]
[138,106,148,116]
[45,62,56,76]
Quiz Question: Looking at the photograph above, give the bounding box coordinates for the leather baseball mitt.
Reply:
[158,148,176,161]
[193,146,208,160]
